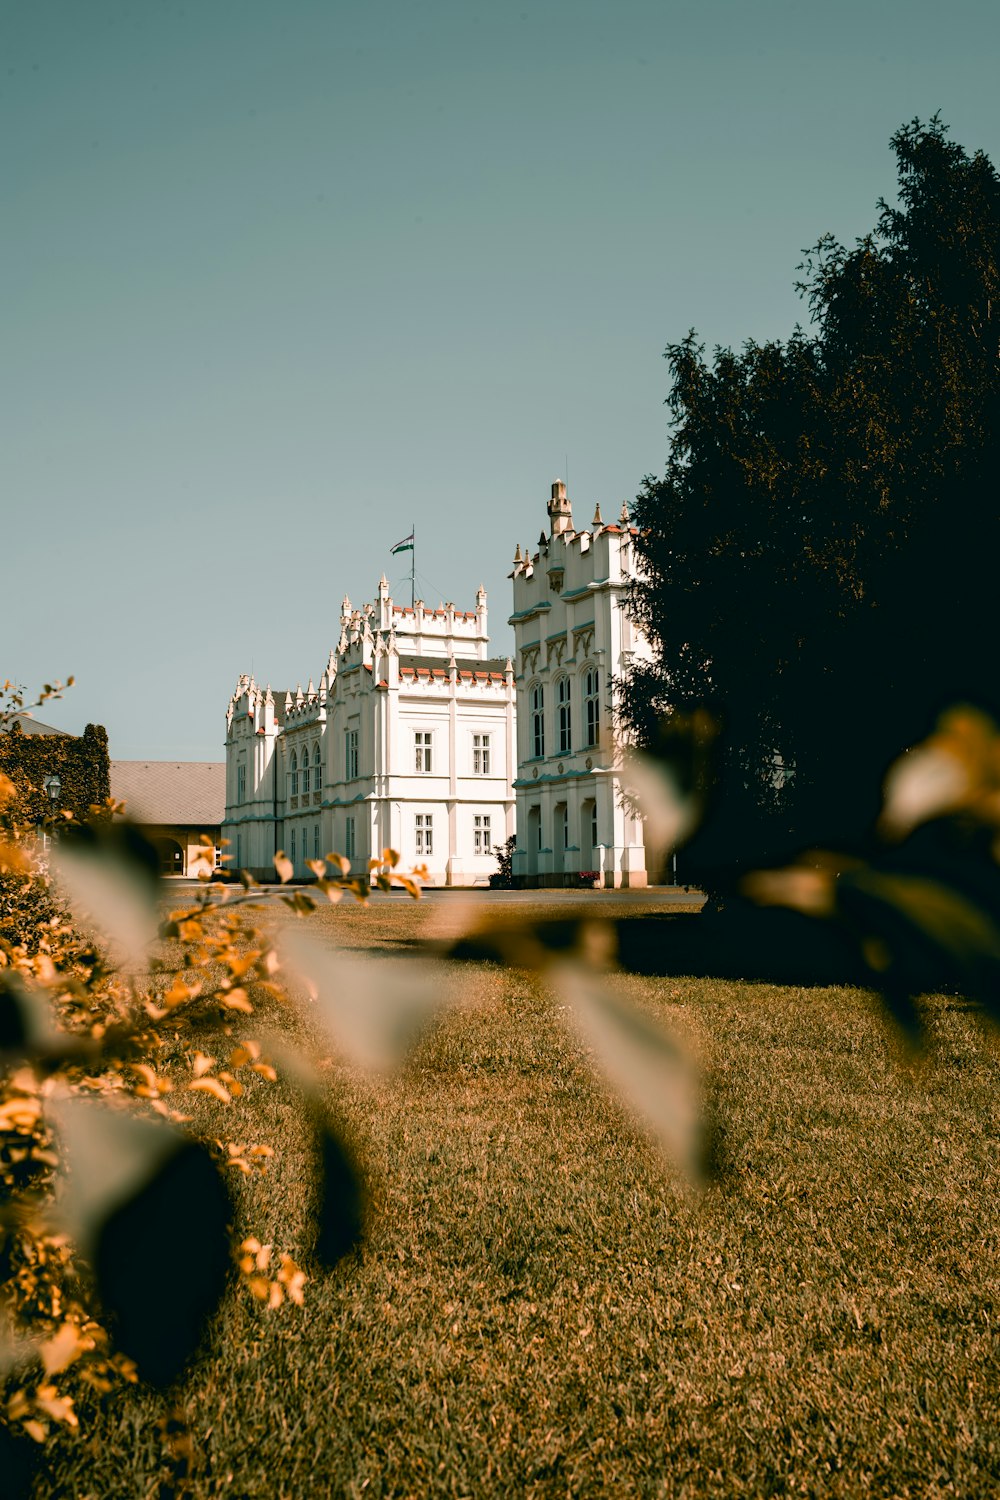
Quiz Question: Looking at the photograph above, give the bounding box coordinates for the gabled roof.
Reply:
[110,761,226,826]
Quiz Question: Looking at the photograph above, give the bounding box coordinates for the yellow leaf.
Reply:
[250,1062,277,1082]
[229,1041,261,1068]
[34,1388,78,1428]
[22,1419,48,1444]
[0,772,16,805]
[249,1144,274,1157]
[187,1077,231,1104]
[221,989,253,1014]
[0,842,31,875]
[381,847,400,868]
[307,858,327,877]
[191,1051,216,1079]
[40,1323,91,1376]
[273,851,293,884]
[247,1276,271,1301]
[326,852,350,877]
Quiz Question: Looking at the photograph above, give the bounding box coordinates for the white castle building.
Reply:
[223,481,652,887]
[223,577,515,885]
[508,481,651,887]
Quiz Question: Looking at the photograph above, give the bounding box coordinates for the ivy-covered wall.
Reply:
[0,723,111,825]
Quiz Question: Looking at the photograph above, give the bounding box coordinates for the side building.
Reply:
[509,481,651,887]
[223,577,516,884]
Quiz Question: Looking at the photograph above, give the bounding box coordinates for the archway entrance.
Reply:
[155,838,184,876]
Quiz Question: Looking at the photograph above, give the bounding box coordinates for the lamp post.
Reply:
[42,773,61,850]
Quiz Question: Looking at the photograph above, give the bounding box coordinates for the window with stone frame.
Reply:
[345,728,359,780]
[583,666,600,747]
[530,683,545,758]
[415,813,433,856]
[313,743,322,796]
[289,751,298,798]
[237,761,246,803]
[414,731,432,774]
[557,676,572,754]
[473,813,491,855]
[473,733,491,776]
[345,817,356,859]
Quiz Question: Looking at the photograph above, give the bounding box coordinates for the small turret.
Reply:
[592,503,604,528]
[548,479,573,537]
[620,500,630,526]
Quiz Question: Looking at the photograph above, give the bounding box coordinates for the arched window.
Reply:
[583,666,599,747]
[289,751,298,798]
[530,683,545,759]
[557,676,571,754]
[313,744,322,796]
[302,753,310,795]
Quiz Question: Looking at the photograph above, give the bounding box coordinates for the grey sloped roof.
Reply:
[1,712,72,736]
[110,761,226,826]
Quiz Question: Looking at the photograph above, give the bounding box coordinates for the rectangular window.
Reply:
[302,763,310,795]
[236,833,242,868]
[345,817,356,860]
[415,813,433,856]
[345,729,359,780]
[473,733,491,775]
[474,813,491,856]
[314,825,320,860]
[237,763,246,802]
[291,827,296,863]
[414,732,432,773]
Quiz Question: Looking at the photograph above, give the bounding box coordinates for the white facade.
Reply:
[509,482,651,887]
[223,578,516,885]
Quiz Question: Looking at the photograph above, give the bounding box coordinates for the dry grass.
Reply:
[40,894,1000,1497]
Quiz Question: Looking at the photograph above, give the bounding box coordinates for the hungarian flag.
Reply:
[390,532,414,555]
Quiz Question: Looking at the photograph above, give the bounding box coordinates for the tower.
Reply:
[547,479,573,537]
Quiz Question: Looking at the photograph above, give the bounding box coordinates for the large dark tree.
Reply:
[625,117,1000,886]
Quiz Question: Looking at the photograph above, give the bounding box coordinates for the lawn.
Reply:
[39,892,1000,1498]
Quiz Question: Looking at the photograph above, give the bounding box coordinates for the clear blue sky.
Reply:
[4,0,998,759]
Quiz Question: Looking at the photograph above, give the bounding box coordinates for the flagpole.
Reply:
[411,522,415,610]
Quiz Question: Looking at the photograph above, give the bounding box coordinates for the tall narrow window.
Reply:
[289,751,298,798]
[313,744,322,797]
[236,833,242,868]
[584,667,600,747]
[415,813,433,856]
[474,813,491,855]
[557,677,572,753]
[345,729,359,780]
[473,733,491,775]
[237,763,246,802]
[561,805,569,849]
[302,760,310,795]
[530,684,545,759]
[591,803,598,850]
[314,825,320,859]
[291,827,296,863]
[414,732,432,773]
[345,817,356,860]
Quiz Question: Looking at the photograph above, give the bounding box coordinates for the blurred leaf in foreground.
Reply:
[280,926,449,1072]
[550,948,701,1182]
[50,821,161,968]
[47,1097,232,1387]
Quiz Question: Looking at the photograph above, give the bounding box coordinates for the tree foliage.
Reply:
[624,117,1000,882]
